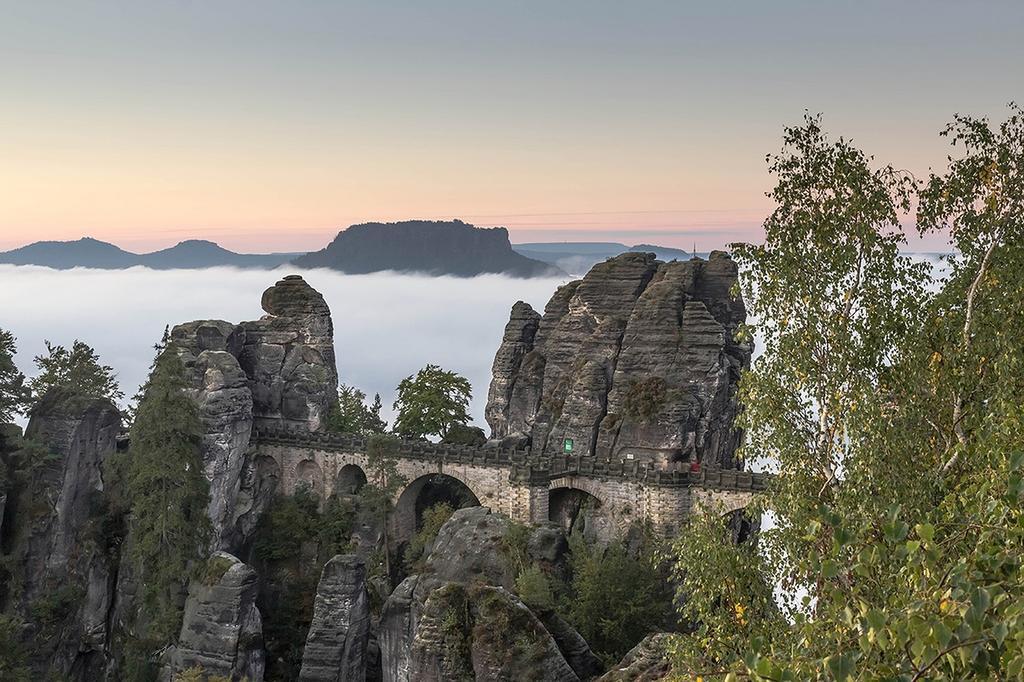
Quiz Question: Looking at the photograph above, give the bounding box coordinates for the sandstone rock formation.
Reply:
[299,554,371,681]
[171,275,337,433]
[380,507,595,682]
[485,301,542,444]
[0,390,120,680]
[541,611,605,680]
[595,632,673,681]
[486,251,751,468]
[240,274,338,431]
[172,324,254,549]
[163,551,265,681]
[168,274,338,550]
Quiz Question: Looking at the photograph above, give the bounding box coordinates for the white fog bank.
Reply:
[0,255,949,431]
[0,265,568,427]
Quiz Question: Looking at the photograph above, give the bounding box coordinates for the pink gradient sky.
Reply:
[2,2,1019,254]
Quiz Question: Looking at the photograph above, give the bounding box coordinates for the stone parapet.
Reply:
[251,425,768,494]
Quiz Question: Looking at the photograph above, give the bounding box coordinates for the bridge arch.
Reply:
[334,463,367,495]
[548,487,601,534]
[392,473,481,550]
[294,458,326,497]
[547,477,615,541]
[251,454,282,488]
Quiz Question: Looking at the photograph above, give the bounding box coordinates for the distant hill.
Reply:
[513,241,691,275]
[294,220,564,278]
[0,237,297,270]
[0,237,139,269]
[140,240,298,269]
[631,243,691,261]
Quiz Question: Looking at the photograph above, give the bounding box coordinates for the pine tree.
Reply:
[125,345,210,642]
[0,329,30,423]
[324,383,388,435]
[28,339,123,405]
[361,434,407,583]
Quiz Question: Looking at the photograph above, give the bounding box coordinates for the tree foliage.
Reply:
[251,485,355,680]
[0,330,30,423]
[253,486,354,563]
[28,339,123,405]
[392,364,472,440]
[515,564,555,613]
[360,433,408,584]
[0,614,30,682]
[323,383,387,436]
[671,511,781,677]
[403,501,454,571]
[671,106,1024,680]
[565,534,672,666]
[124,346,210,643]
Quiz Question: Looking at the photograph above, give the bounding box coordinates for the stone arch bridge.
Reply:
[250,426,768,543]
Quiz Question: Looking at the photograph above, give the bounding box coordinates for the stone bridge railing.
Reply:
[252,425,529,464]
[251,425,771,538]
[250,425,769,493]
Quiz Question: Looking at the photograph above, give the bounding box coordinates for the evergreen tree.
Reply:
[125,345,210,643]
[28,339,123,405]
[0,329,30,423]
[324,383,387,435]
[360,434,407,582]
[0,614,30,682]
[392,364,472,440]
[566,534,672,666]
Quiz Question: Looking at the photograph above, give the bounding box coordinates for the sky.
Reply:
[1,1,1022,252]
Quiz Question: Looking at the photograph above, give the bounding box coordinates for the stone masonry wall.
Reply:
[250,435,763,543]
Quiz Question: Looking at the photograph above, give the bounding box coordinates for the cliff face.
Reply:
[485,251,750,468]
[169,274,338,550]
[163,552,265,681]
[293,220,564,278]
[0,391,121,680]
[299,554,371,681]
[380,507,592,682]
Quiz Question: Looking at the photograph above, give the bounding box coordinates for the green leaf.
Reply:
[970,587,991,614]
[865,609,886,632]
[993,621,1008,646]
[932,621,953,649]
[825,653,855,680]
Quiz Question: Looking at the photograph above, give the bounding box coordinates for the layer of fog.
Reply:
[0,265,569,428]
[0,254,949,434]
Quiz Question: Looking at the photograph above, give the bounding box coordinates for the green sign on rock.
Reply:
[563,438,574,453]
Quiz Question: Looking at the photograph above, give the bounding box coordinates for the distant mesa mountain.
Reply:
[293,219,565,278]
[0,237,298,270]
[513,241,691,275]
[0,229,691,277]
[631,243,691,260]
